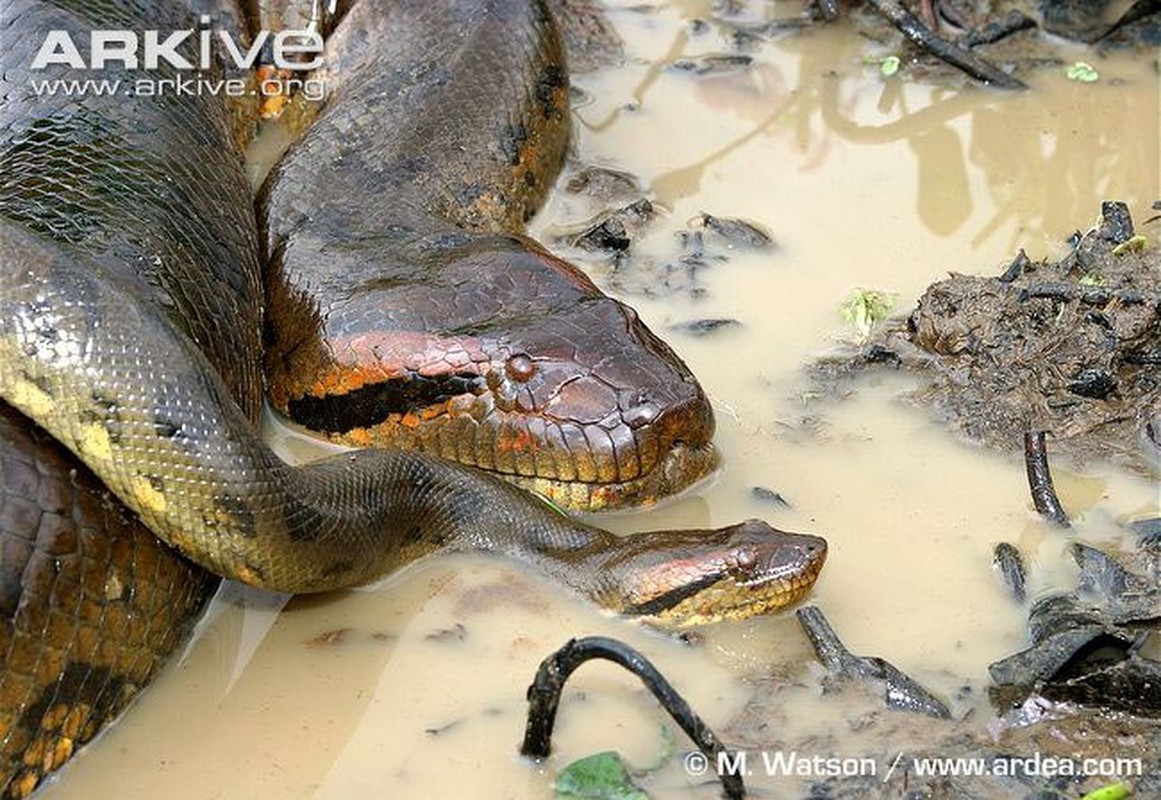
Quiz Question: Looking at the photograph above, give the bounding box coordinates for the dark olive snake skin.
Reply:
[0,404,214,799]
[0,0,826,794]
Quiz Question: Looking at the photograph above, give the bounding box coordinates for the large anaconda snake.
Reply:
[0,0,826,793]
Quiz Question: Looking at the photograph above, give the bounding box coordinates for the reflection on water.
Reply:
[41,4,1158,798]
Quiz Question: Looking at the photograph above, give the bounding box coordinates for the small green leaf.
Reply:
[880,56,901,77]
[1111,234,1148,256]
[555,752,650,800]
[1078,273,1106,286]
[1080,780,1132,800]
[840,288,896,339]
[1066,62,1099,82]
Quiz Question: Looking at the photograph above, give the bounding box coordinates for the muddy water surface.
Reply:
[41,3,1159,798]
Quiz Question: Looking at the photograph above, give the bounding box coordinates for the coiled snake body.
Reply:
[0,0,826,794]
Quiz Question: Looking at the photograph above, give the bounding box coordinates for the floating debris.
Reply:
[697,213,775,250]
[425,622,468,642]
[1024,431,1071,527]
[840,288,897,340]
[797,605,952,718]
[566,167,642,201]
[668,318,742,337]
[750,486,792,508]
[554,752,650,800]
[566,199,656,254]
[989,542,1161,715]
[306,627,352,647]
[998,249,1032,283]
[1126,517,1161,546]
[670,54,753,75]
[575,217,631,253]
[993,543,1028,603]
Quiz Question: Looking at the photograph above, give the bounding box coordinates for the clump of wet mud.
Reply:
[816,201,1161,476]
[729,675,1161,798]
[769,203,1161,797]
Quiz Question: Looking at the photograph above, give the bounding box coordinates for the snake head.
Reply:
[604,519,828,627]
[266,232,719,511]
[473,260,719,510]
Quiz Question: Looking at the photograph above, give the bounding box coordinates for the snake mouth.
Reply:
[292,402,721,512]
[504,438,720,511]
[278,400,719,511]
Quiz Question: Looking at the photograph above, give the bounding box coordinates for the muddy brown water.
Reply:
[38,3,1159,798]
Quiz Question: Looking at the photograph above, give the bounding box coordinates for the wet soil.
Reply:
[789,196,1161,795]
[816,202,1161,476]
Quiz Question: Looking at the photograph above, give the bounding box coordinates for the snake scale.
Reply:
[0,0,827,793]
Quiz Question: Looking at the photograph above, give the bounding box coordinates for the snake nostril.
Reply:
[505,353,537,383]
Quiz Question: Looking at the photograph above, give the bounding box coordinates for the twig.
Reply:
[521,636,744,800]
[997,248,1031,283]
[1023,431,1071,527]
[862,0,1027,89]
[1090,0,1161,42]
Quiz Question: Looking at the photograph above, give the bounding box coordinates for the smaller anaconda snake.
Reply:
[0,0,826,794]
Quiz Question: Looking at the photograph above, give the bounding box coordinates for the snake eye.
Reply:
[733,547,758,571]
[505,353,537,383]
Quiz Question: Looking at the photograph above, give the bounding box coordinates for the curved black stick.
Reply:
[1023,431,1071,528]
[521,636,744,800]
[862,0,1027,89]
